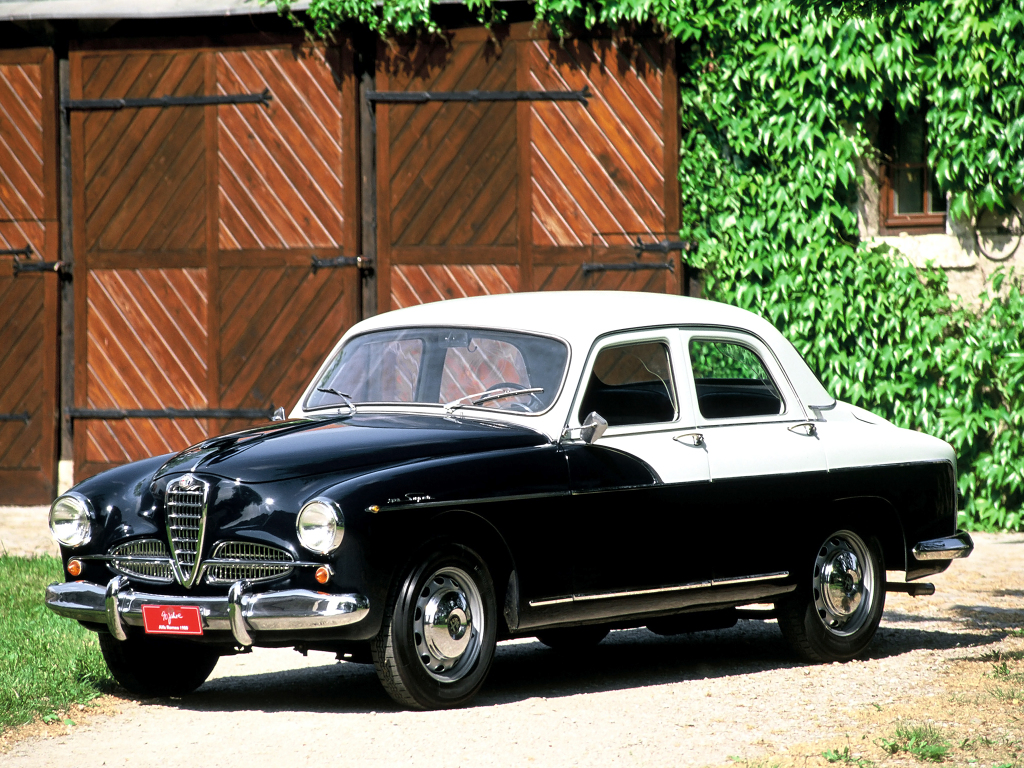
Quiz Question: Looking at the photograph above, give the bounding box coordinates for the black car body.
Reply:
[46,292,974,708]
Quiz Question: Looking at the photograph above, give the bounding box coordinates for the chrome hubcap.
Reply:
[413,566,483,682]
[812,531,874,636]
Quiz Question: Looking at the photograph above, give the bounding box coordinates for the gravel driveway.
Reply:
[4,530,1022,767]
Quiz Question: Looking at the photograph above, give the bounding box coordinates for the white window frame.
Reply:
[566,328,692,438]
[680,328,809,427]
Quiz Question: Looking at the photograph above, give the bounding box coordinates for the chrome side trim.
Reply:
[105,575,128,641]
[228,580,253,646]
[527,596,573,608]
[912,531,975,561]
[710,571,790,587]
[45,580,370,636]
[528,571,791,607]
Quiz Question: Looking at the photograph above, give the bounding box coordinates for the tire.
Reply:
[777,528,885,663]
[371,543,497,710]
[98,633,219,697]
[536,626,610,650]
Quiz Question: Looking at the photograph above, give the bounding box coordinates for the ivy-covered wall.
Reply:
[289,0,1024,531]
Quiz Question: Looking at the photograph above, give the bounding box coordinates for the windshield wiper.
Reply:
[316,387,357,414]
[444,386,544,413]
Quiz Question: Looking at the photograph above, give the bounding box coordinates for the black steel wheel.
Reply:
[98,633,219,697]
[536,625,610,650]
[777,528,885,662]
[371,543,497,709]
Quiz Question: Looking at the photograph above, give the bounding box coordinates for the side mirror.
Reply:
[271,407,286,422]
[580,411,608,444]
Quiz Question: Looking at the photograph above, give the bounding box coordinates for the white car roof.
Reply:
[349,291,836,409]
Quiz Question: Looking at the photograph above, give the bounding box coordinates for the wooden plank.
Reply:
[662,39,680,238]
[205,50,222,437]
[516,39,534,296]
[390,246,519,264]
[375,42,393,312]
[88,250,206,269]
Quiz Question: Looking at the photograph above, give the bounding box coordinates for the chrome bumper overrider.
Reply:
[45,576,369,648]
[912,530,975,561]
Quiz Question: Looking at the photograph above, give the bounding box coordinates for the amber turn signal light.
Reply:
[67,558,82,577]
[315,566,331,584]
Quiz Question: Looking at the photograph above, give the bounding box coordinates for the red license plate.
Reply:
[141,605,203,636]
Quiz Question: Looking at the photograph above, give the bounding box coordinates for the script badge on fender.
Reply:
[141,605,203,636]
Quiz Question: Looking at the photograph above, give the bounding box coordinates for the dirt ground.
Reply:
[2,508,1022,767]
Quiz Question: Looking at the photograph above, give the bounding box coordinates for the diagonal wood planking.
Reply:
[84,269,208,465]
[82,51,207,254]
[391,264,518,308]
[218,266,357,433]
[0,269,44,471]
[528,38,665,249]
[387,39,518,249]
[217,47,345,249]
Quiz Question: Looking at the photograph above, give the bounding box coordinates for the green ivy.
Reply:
[280,0,1024,530]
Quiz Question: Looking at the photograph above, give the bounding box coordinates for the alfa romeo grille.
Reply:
[108,539,174,584]
[165,474,209,588]
[206,541,295,585]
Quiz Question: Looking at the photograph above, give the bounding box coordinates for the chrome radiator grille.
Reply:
[108,539,174,584]
[165,474,209,588]
[206,541,295,585]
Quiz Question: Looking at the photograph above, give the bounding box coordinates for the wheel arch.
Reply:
[827,495,907,572]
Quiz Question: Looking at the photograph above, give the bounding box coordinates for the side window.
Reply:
[578,341,677,427]
[689,339,784,419]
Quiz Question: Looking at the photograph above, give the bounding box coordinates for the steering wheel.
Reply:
[486,382,545,412]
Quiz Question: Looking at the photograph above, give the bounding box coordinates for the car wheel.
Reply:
[777,528,885,663]
[371,543,497,710]
[536,626,609,650]
[98,633,220,697]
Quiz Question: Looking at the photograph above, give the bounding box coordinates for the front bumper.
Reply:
[45,576,369,648]
[912,530,975,561]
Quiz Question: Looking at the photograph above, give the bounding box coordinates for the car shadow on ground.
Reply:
[152,618,999,715]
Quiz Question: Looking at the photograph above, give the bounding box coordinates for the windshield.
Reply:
[305,327,569,414]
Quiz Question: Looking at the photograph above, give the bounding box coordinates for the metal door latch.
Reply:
[674,432,705,447]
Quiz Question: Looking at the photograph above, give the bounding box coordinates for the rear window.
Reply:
[689,339,784,419]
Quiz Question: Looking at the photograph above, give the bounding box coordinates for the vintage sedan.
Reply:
[46,291,973,709]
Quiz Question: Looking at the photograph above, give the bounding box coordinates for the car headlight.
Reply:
[296,498,344,554]
[49,493,94,548]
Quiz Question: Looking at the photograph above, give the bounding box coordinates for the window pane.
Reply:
[440,338,532,409]
[579,341,677,426]
[689,339,783,419]
[929,174,947,213]
[310,338,423,406]
[896,112,925,164]
[306,328,568,412]
[895,168,925,214]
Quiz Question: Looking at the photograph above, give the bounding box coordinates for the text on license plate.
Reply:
[141,605,203,635]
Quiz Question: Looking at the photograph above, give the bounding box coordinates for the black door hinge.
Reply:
[367,86,590,106]
[0,413,30,423]
[62,88,272,112]
[582,261,675,275]
[12,256,72,278]
[310,255,374,276]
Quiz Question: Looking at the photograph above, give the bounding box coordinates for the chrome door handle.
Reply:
[674,432,705,447]
[787,422,818,437]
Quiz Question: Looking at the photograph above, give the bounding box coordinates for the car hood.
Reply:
[154,413,550,483]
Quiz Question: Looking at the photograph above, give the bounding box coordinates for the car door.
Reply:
[680,330,827,580]
[562,329,713,599]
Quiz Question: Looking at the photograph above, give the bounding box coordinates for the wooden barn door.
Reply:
[374,25,679,311]
[525,36,680,293]
[376,28,521,309]
[69,42,358,481]
[0,49,60,504]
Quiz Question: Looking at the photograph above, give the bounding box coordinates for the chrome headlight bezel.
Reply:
[48,492,94,548]
[296,497,345,555]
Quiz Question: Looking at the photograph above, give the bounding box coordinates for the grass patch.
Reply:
[879,723,950,762]
[822,746,873,766]
[0,555,112,733]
